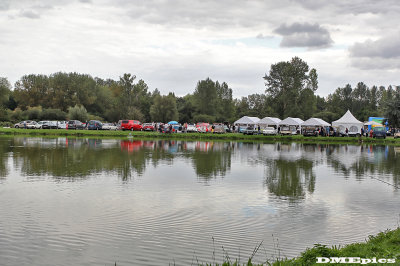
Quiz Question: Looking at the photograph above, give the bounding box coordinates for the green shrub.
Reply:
[40,108,67,120]
[68,105,88,122]
[25,106,42,120]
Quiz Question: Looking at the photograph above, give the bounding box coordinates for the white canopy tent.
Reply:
[278,117,304,127]
[332,110,363,134]
[257,117,281,128]
[301,118,330,127]
[234,116,260,127]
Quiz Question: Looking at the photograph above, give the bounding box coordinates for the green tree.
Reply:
[193,78,218,116]
[385,93,400,128]
[263,57,318,118]
[0,77,11,107]
[177,94,196,123]
[149,93,179,122]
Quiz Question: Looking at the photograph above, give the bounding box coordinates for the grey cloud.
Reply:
[20,10,40,19]
[0,1,10,11]
[274,22,333,48]
[295,0,400,14]
[349,34,400,69]
[79,0,92,3]
[350,36,400,59]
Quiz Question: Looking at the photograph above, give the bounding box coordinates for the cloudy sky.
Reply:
[1,0,399,97]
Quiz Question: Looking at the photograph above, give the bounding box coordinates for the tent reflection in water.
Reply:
[332,110,363,136]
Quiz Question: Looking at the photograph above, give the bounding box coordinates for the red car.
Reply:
[120,120,143,131]
[142,123,155,131]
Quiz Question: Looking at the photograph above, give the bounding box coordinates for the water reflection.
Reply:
[1,137,400,191]
[265,158,315,200]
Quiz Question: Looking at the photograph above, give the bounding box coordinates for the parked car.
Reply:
[280,125,297,135]
[39,121,58,129]
[87,120,103,130]
[196,123,209,133]
[67,120,85,130]
[394,130,400,139]
[142,123,155,131]
[263,127,277,135]
[212,123,225,134]
[243,126,258,135]
[372,126,386,139]
[223,125,230,133]
[14,120,34,128]
[102,123,118,130]
[302,126,319,137]
[120,120,142,131]
[186,124,198,133]
[171,124,183,133]
[57,121,67,129]
[26,121,41,129]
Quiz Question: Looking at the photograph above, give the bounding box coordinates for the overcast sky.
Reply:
[1,0,399,97]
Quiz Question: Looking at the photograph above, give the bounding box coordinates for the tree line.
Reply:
[1,57,399,127]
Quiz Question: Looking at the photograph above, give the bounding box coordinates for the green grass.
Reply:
[1,127,400,145]
[195,228,400,265]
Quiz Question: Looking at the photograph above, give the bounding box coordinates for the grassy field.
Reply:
[197,227,400,265]
[1,127,400,145]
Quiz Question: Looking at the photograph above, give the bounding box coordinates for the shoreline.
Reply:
[1,128,399,145]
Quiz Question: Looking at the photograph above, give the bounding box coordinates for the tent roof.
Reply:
[279,117,304,126]
[258,117,281,125]
[332,110,363,124]
[301,118,330,127]
[234,116,260,125]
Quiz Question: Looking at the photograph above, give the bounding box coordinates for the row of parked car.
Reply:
[14,120,119,130]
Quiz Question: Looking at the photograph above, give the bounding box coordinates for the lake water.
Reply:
[0,137,399,265]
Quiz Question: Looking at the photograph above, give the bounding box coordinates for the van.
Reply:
[120,120,142,131]
[87,120,103,130]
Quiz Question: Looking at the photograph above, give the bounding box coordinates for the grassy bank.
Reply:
[1,127,400,145]
[198,227,400,265]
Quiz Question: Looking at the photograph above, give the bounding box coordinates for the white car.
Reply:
[263,127,277,135]
[14,120,38,129]
[186,124,198,133]
[26,121,41,129]
[102,123,118,130]
[57,121,67,129]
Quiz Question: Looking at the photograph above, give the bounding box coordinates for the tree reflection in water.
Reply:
[264,158,315,200]
[1,138,400,188]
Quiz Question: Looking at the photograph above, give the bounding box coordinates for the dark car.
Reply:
[303,126,319,137]
[372,126,386,139]
[87,120,103,130]
[67,120,85,130]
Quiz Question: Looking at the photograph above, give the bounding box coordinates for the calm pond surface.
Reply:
[0,137,399,265]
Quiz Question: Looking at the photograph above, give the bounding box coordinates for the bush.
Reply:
[40,108,67,120]
[87,114,103,121]
[0,108,9,122]
[10,108,25,122]
[68,105,88,122]
[25,106,42,120]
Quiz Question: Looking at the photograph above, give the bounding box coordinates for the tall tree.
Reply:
[0,77,11,108]
[193,78,218,117]
[263,57,318,118]
[149,93,179,122]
